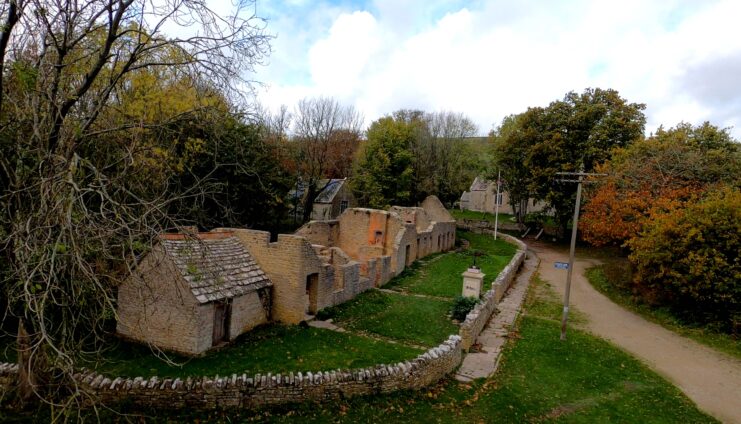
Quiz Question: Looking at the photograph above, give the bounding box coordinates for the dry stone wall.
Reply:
[0,336,461,410]
[459,231,527,351]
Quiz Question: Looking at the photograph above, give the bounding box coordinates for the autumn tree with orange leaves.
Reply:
[581,122,740,247]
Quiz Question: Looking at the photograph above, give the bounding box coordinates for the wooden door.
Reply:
[212,301,227,344]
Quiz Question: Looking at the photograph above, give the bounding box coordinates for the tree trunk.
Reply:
[16,320,37,405]
[302,183,317,223]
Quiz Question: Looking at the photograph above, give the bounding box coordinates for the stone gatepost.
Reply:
[461,267,485,298]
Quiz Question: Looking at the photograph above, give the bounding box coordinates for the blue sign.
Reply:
[554,262,569,270]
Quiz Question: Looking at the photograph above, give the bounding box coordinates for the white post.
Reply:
[493,170,501,240]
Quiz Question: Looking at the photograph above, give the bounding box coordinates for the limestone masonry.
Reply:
[116,195,456,355]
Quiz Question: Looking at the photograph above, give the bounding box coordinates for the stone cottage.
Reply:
[116,232,273,356]
[459,176,547,215]
[290,178,358,221]
[311,178,356,221]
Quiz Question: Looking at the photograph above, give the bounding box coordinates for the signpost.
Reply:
[555,168,607,341]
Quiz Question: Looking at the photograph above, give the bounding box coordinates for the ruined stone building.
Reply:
[116,196,456,355]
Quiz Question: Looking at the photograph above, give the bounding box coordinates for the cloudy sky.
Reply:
[249,0,741,138]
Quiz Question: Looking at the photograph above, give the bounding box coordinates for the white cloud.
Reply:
[254,0,741,138]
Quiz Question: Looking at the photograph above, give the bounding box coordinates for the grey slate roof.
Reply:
[290,178,346,203]
[314,179,345,203]
[161,235,272,304]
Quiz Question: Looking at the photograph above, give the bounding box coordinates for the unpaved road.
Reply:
[530,242,741,424]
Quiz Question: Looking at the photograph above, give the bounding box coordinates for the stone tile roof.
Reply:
[161,234,272,304]
[470,177,490,191]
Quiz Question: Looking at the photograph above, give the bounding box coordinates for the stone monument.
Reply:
[462,267,485,298]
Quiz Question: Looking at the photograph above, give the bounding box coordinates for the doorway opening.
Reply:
[305,273,319,315]
[212,300,231,345]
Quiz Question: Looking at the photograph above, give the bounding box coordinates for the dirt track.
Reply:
[530,242,741,424]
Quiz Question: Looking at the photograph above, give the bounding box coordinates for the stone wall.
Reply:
[458,231,527,351]
[231,230,328,324]
[229,290,270,339]
[116,250,212,356]
[457,219,521,232]
[0,336,461,410]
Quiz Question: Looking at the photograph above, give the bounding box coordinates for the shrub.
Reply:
[627,186,741,334]
[451,296,480,321]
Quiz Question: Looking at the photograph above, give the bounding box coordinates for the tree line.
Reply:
[489,88,739,336]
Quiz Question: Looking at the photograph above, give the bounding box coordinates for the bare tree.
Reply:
[292,97,362,222]
[399,110,478,205]
[0,0,271,412]
[428,111,478,204]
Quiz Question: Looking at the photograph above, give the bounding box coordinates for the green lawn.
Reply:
[449,208,516,224]
[90,325,421,378]
[3,248,716,423]
[317,290,456,347]
[524,274,587,326]
[586,263,741,359]
[385,231,517,298]
[122,271,715,423]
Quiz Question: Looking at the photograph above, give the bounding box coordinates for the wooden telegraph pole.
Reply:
[494,170,501,240]
[555,169,606,340]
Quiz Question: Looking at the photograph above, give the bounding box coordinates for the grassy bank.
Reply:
[586,262,740,359]
[449,208,516,224]
[94,325,421,378]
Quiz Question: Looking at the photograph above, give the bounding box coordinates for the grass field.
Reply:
[92,325,421,378]
[118,272,716,423]
[315,290,456,347]
[385,231,517,298]
[449,208,516,224]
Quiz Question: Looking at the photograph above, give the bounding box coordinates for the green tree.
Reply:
[492,88,646,234]
[166,115,292,231]
[0,0,271,407]
[490,113,537,222]
[353,116,415,208]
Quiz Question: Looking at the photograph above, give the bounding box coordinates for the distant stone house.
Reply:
[116,232,272,356]
[311,178,356,221]
[459,176,547,215]
[290,178,357,221]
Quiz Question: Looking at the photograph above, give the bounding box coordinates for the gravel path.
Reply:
[530,241,741,424]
